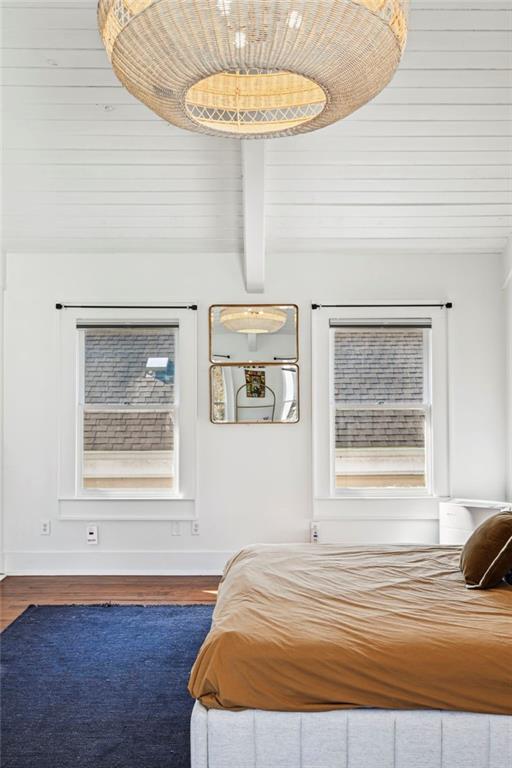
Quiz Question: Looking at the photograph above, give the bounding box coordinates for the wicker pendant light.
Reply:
[98,0,409,139]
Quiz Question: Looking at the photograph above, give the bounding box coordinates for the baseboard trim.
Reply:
[4,549,234,576]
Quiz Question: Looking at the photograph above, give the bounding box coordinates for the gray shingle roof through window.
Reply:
[84,411,173,451]
[334,329,425,450]
[84,328,175,452]
[335,410,424,449]
[334,329,424,404]
[85,328,175,406]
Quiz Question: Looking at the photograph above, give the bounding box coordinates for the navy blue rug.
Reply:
[1,604,214,768]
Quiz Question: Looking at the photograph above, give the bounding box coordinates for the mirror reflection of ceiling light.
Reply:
[220,307,287,334]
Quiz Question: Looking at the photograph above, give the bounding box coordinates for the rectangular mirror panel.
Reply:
[210,364,299,424]
[210,304,298,363]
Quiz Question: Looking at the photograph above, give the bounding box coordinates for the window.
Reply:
[79,325,177,492]
[332,323,431,491]
[58,306,196,507]
[312,305,449,501]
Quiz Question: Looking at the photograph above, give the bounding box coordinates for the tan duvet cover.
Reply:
[189,544,512,714]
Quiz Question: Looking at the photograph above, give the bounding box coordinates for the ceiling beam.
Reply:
[241,140,266,294]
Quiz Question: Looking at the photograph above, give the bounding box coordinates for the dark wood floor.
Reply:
[0,575,221,631]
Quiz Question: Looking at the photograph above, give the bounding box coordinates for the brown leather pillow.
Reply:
[460,511,512,589]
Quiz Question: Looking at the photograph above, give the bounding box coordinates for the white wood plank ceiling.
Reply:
[1,0,511,255]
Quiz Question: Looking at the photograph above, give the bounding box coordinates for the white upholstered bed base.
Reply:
[191,701,512,768]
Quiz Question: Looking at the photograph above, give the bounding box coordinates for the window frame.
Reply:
[313,305,449,501]
[330,324,432,497]
[77,322,179,498]
[58,306,196,505]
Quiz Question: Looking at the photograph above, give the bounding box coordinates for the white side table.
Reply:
[439,498,512,545]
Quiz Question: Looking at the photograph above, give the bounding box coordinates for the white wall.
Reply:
[0,252,4,575]
[504,241,512,499]
[2,251,507,574]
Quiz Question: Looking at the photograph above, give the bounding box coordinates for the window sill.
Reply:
[58,496,196,521]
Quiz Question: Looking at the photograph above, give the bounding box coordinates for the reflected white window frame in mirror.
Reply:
[209,304,299,364]
[209,363,300,425]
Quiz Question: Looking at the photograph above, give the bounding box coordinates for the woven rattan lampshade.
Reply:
[98,0,409,139]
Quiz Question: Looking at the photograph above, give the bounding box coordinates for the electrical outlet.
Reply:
[87,524,98,545]
[170,521,181,536]
[191,520,200,536]
[310,522,320,544]
[40,520,51,536]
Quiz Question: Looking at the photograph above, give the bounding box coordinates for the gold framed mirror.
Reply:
[209,304,298,364]
[210,364,299,424]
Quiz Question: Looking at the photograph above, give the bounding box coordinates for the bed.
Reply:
[189,544,512,767]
